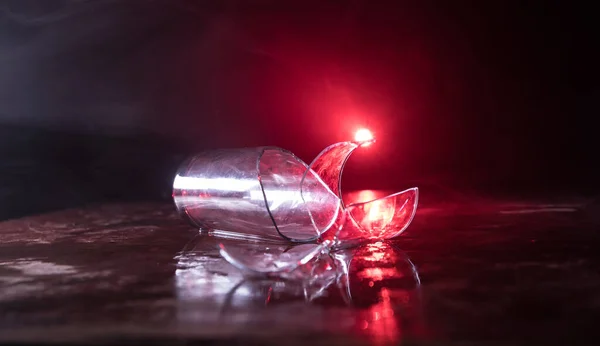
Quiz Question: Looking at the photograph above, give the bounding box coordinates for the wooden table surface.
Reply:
[1,193,599,345]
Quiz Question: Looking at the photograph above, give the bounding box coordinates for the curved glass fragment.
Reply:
[335,188,419,243]
[300,140,374,236]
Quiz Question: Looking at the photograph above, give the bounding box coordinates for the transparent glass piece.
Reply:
[335,188,419,243]
[300,140,374,236]
[173,147,340,242]
[258,149,338,241]
[302,139,374,198]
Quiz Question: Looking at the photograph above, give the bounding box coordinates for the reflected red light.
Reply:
[363,199,395,237]
[349,242,430,342]
[357,288,400,344]
[354,190,377,203]
[355,128,374,143]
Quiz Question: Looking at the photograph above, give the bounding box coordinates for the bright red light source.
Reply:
[355,128,374,143]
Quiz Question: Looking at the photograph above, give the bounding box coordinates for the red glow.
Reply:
[363,199,395,237]
[349,241,430,342]
[354,128,374,143]
[356,289,400,344]
[354,190,378,203]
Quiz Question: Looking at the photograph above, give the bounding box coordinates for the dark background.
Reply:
[0,0,597,220]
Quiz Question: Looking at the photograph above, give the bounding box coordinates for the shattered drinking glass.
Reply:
[173,139,419,276]
[173,146,345,242]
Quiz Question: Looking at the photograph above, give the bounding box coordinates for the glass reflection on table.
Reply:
[174,233,424,343]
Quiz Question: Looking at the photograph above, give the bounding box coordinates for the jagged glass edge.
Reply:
[344,187,419,241]
[300,139,375,239]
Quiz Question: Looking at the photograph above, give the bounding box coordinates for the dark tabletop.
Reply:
[1,191,600,345]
